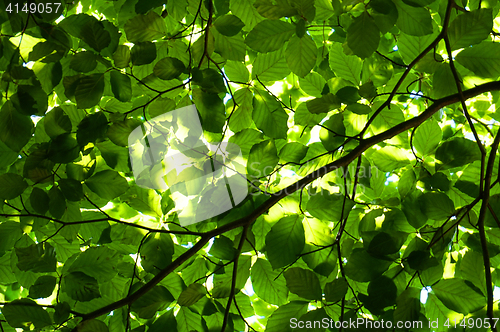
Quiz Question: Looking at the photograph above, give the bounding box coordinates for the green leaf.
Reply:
[75,319,109,332]
[175,306,204,331]
[48,133,80,163]
[30,187,50,214]
[62,271,101,302]
[414,119,442,156]
[448,9,493,50]
[80,19,111,52]
[253,89,288,139]
[307,192,355,221]
[285,34,317,78]
[245,19,295,53]
[371,146,410,172]
[76,112,109,146]
[252,48,290,82]
[435,137,482,169]
[153,57,186,80]
[29,275,57,299]
[433,65,460,99]
[140,233,174,273]
[224,60,250,82]
[0,101,34,152]
[266,301,308,331]
[254,0,297,20]
[113,45,131,68]
[131,41,157,66]
[85,170,129,200]
[394,0,433,36]
[214,14,245,36]
[419,192,455,220]
[324,277,348,302]
[69,247,119,280]
[106,119,141,147]
[2,299,52,329]
[49,186,67,219]
[455,42,500,78]
[347,103,372,115]
[329,43,362,84]
[75,73,105,109]
[230,0,264,30]
[265,215,305,269]
[131,285,174,319]
[397,31,439,65]
[15,243,57,273]
[247,139,279,178]
[0,173,28,199]
[398,168,416,199]
[364,276,398,314]
[177,283,206,307]
[11,84,48,116]
[124,11,167,43]
[44,107,72,138]
[306,93,340,114]
[192,89,226,133]
[279,142,308,163]
[407,250,439,271]
[209,235,237,260]
[432,278,485,314]
[319,114,345,151]
[344,248,392,282]
[58,178,84,201]
[110,71,132,102]
[250,258,289,305]
[347,12,380,59]
[283,267,322,300]
[228,87,253,132]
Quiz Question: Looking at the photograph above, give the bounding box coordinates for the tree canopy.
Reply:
[0,0,500,331]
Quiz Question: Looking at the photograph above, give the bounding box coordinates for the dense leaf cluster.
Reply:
[0,0,500,331]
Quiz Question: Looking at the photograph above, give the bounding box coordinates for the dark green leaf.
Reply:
[265,215,305,269]
[324,277,348,303]
[75,73,105,109]
[49,186,66,219]
[77,112,109,146]
[435,137,482,169]
[140,233,174,273]
[131,41,157,66]
[245,19,295,52]
[62,271,101,302]
[16,243,57,273]
[29,275,57,299]
[153,57,186,80]
[214,14,245,36]
[58,178,84,201]
[110,71,132,102]
[124,11,167,43]
[85,170,129,200]
[347,12,380,59]
[0,101,34,152]
[283,267,322,300]
[2,299,52,329]
[344,248,392,282]
[177,283,206,307]
[44,107,72,138]
[0,173,28,199]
